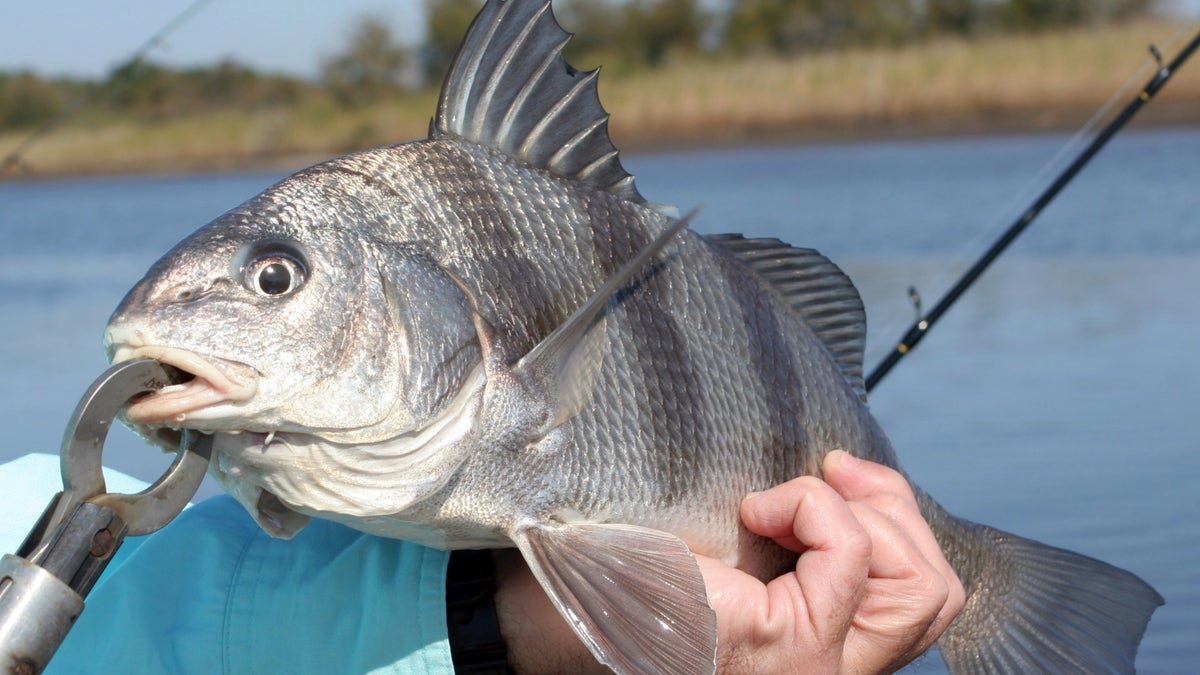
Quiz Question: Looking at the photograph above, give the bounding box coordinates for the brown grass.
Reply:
[604,19,1200,147]
[3,19,1197,178]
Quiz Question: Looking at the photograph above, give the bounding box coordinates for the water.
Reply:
[1,128,1196,671]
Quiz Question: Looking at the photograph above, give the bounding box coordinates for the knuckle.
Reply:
[841,518,874,562]
[869,491,917,524]
[923,572,951,609]
[945,569,967,615]
[905,561,952,615]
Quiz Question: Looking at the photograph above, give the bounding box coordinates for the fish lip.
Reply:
[109,345,259,425]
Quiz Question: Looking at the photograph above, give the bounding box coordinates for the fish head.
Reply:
[104,178,483,446]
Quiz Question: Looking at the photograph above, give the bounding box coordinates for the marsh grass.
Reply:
[3,20,1196,177]
[604,19,1200,147]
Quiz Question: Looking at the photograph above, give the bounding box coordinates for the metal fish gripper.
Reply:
[0,359,211,674]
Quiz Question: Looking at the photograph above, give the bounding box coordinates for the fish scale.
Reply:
[102,1,1162,673]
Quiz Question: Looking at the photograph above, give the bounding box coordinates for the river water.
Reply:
[1,128,1196,671]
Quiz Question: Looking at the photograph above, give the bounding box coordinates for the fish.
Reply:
[103,0,1163,673]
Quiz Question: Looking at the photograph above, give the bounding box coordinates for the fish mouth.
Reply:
[110,345,259,426]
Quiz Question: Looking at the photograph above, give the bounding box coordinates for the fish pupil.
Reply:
[255,260,294,295]
[243,245,308,298]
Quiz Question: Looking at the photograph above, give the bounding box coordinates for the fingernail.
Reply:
[827,449,859,469]
[741,491,767,515]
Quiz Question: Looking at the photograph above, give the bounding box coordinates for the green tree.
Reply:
[926,0,977,35]
[0,72,68,129]
[725,0,915,54]
[195,60,305,109]
[422,0,482,85]
[999,0,1087,30]
[321,15,410,105]
[556,0,622,64]
[1006,0,1159,28]
[1102,0,1158,20]
[620,0,707,65]
[106,59,174,118]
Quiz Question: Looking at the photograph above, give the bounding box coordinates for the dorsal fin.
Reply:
[432,0,644,204]
[707,234,868,402]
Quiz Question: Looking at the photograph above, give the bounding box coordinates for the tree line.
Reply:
[0,61,317,130]
[0,0,1160,131]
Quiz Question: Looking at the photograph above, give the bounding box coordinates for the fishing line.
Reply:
[0,0,218,176]
[866,22,1200,392]
[863,22,1199,370]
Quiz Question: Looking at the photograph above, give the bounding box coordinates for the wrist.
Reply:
[492,549,608,674]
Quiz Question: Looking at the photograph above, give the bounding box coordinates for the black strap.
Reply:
[446,549,513,674]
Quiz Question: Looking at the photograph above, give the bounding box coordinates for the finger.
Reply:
[744,478,873,649]
[740,476,854,552]
[842,504,954,671]
[821,450,917,503]
[848,502,936,582]
[822,450,963,617]
[823,452,966,663]
[848,487,966,640]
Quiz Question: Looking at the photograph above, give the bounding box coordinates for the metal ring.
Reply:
[54,359,211,536]
[92,432,212,536]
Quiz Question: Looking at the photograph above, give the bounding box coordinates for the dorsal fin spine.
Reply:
[433,0,646,204]
[548,117,607,173]
[499,48,562,149]
[577,148,619,183]
[444,2,508,130]
[519,70,600,158]
[476,4,552,141]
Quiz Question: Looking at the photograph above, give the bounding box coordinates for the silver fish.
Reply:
[104,1,1162,673]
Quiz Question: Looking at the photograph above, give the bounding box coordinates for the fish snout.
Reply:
[102,321,148,363]
[104,338,259,426]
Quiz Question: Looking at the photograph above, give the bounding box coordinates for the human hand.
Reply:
[494,450,964,674]
[700,450,965,674]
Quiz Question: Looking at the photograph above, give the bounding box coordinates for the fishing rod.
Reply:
[865,26,1200,393]
[0,0,216,176]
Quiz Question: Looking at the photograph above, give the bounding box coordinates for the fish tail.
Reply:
[918,493,1163,674]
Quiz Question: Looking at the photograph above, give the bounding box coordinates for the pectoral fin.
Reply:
[512,520,717,675]
[515,212,695,427]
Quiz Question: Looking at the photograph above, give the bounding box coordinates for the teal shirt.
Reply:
[1,455,453,674]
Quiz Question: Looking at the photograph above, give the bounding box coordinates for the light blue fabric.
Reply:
[0,453,153,555]
[1,454,454,674]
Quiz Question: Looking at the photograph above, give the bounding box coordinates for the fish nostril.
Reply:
[176,281,214,302]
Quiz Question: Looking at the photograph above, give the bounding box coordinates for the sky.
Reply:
[2,0,426,80]
[4,0,1200,82]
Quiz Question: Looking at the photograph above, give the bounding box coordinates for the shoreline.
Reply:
[614,98,1200,152]
[3,19,1197,180]
[4,107,1194,183]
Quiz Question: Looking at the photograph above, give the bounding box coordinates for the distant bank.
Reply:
[2,19,1196,179]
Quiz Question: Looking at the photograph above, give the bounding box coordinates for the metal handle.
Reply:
[0,554,85,675]
[1,358,212,674]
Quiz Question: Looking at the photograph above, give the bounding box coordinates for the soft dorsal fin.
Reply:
[432,0,644,204]
[707,234,868,401]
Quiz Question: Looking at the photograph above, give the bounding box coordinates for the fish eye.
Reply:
[246,253,306,297]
